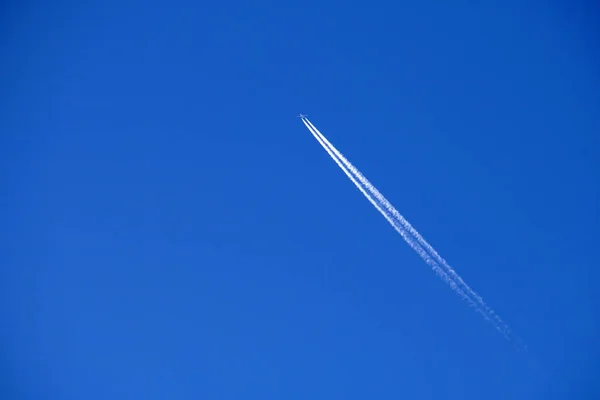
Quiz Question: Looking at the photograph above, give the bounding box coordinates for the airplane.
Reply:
[297,113,308,118]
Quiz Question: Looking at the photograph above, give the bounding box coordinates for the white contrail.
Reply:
[301,118,480,310]
[303,118,505,326]
[302,117,515,340]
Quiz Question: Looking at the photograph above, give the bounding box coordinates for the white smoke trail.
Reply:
[302,117,515,340]
[301,118,480,310]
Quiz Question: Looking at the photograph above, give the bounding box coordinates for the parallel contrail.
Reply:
[305,115,509,335]
[301,119,478,310]
[302,118,506,330]
[302,116,517,342]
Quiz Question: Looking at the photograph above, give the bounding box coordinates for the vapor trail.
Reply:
[301,119,479,309]
[302,117,515,341]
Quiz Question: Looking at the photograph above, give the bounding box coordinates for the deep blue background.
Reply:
[2,1,599,398]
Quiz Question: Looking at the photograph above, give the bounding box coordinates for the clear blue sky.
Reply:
[2,1,599,399]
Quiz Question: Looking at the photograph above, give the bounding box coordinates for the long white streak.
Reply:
[303,117,513,339]
[302,119,480,310]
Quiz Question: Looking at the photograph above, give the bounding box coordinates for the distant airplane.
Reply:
[297,113,308,118]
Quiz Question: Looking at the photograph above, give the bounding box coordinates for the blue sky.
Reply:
[2,0,599,398]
